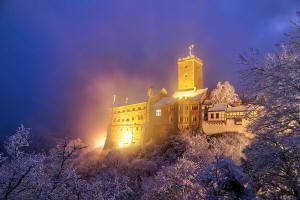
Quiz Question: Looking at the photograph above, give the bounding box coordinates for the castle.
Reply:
[104,45,252,149]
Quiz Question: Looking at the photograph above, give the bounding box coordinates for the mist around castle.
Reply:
[0,6,300,200]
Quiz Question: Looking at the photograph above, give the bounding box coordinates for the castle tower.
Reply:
[178,45,203,90]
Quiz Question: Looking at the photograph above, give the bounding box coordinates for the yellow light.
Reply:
[118,130,133,148]
[94,134,106,148]
[172,88,207,99]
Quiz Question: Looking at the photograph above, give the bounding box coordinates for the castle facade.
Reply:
[104,46,252,149]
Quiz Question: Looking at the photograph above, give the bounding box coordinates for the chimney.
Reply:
[147,86,154,97]
[113,94,116,105]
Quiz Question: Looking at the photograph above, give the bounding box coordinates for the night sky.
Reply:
[0,1,299,146]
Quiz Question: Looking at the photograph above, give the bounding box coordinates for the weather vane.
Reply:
[189,44,195,56]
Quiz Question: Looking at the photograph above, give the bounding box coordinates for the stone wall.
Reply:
[202,118,250,135]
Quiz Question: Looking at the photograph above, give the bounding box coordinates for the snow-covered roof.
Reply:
[226,106,248,112]
[208,103,228,112]
[208,104,252,112]
[153,96,176,106]
[172,88,208,101]
[113,98,148,107]
[203,100,213,105]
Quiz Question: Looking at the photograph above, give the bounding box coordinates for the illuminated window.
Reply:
[156,109,162,116]
[118,130,133,147]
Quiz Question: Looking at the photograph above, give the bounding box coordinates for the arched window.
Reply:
[169,115,173,122]
[180,116,183,122]
[193,116,197,122]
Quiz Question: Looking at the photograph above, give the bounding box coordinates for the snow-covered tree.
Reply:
[0,154,5,164]
[240,26,300,198]
[211,81,239,104]
[0,125,38,199]
[0,125,102,200]
[287,11,300,51]
[142,133,252,200]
